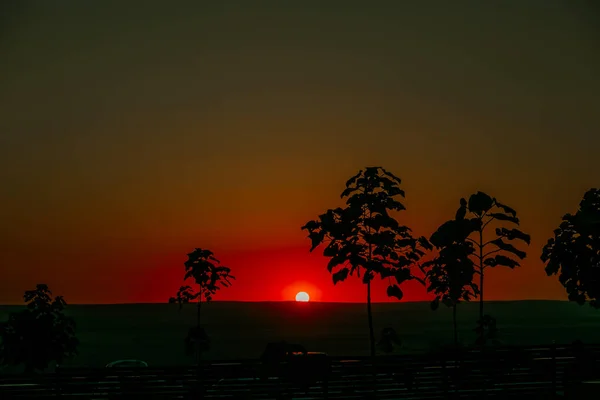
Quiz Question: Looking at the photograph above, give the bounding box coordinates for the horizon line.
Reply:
[0,299,568,306]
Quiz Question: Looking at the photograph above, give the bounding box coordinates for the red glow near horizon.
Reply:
[283,281,321,302]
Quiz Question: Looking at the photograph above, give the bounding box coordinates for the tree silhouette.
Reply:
[301,167,431,357]
[168,285,195,309]
[171,248,234,365]
[542,188,600,308]
[0,284,78,373]
[450,192,530,343]
[422,220,479,346]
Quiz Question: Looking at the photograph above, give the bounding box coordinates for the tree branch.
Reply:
[482,239,495,248]
[482,215,495,230]
[468,255,483,271]
[466,237,480,246]
[483,249,502,258]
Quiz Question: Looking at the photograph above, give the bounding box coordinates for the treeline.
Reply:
[301,167,600,355]
[1,166,598,372]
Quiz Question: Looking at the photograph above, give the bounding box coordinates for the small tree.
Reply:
[453,192,530,343]
[168,286,195,309]
[542,188,600,307]
[170,248,234,363]
[0,284,78,373]
[422,219,479,346]
[301,167,431,357]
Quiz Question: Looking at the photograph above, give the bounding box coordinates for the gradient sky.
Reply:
[1,1,599,304]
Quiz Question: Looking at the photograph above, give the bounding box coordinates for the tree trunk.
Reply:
[478,229,484,344]
[453,304,458,346]
[367,280,375,357]
[367,280,377,397]
[197,285,202,328]
[197,286,203,395]
[197,293,202,364]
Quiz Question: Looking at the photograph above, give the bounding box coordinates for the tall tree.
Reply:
[453,192,530,343]
[301,167,431,357]
[422,219,479,346]
[170,249,234,363]
[542,188,600,308]
[0,284,78,373]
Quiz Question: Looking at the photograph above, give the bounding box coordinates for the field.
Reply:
[1,300,599,369]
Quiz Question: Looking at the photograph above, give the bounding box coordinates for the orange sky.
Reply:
[1,1,599,304]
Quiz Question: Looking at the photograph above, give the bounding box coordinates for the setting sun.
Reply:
[295,291,310,302]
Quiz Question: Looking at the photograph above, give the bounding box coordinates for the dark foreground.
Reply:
[2,344,599,399]
[2,300,599,368]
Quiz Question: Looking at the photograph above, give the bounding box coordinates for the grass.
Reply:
[0,300,599,369]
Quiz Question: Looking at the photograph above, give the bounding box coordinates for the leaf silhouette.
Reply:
[468,192,494,216]
[490,238,527,259]
[489,213,519,224]
[381,168,402,185]
[495,201,517,216]
[301,220,320,231]
[387,284,403,300]
[456,206,467,220]
[345,170,362,187]
[332,268,350,284]
[417,236,433,251]
[495,228,531,244]
[484,255,520,268]
[393,268,412,285]
[430,297,440,311]
[430,219,476,248]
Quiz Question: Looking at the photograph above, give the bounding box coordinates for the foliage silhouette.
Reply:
[0,284,78,373]
[473,314,500,346]
[170,248,234,365]
[301,167,431,357]
[377,327,402,354]
[421,221,479,346]
[437,192,530,343]
[168,286,195,309]
[542,188,600,308]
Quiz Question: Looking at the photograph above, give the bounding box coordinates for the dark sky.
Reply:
[1,1,599,304]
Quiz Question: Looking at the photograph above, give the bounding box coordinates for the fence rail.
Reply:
[2,344,600,399]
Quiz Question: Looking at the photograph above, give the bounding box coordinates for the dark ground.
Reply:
[0,300,598,369]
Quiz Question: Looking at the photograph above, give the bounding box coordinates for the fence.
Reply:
[1,344,600,399]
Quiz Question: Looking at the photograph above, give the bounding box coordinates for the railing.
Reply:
[1,344,599,399]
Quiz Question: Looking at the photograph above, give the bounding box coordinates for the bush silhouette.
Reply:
[0,284,78,373]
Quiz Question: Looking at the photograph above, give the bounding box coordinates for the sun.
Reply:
[295,291,310,302]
